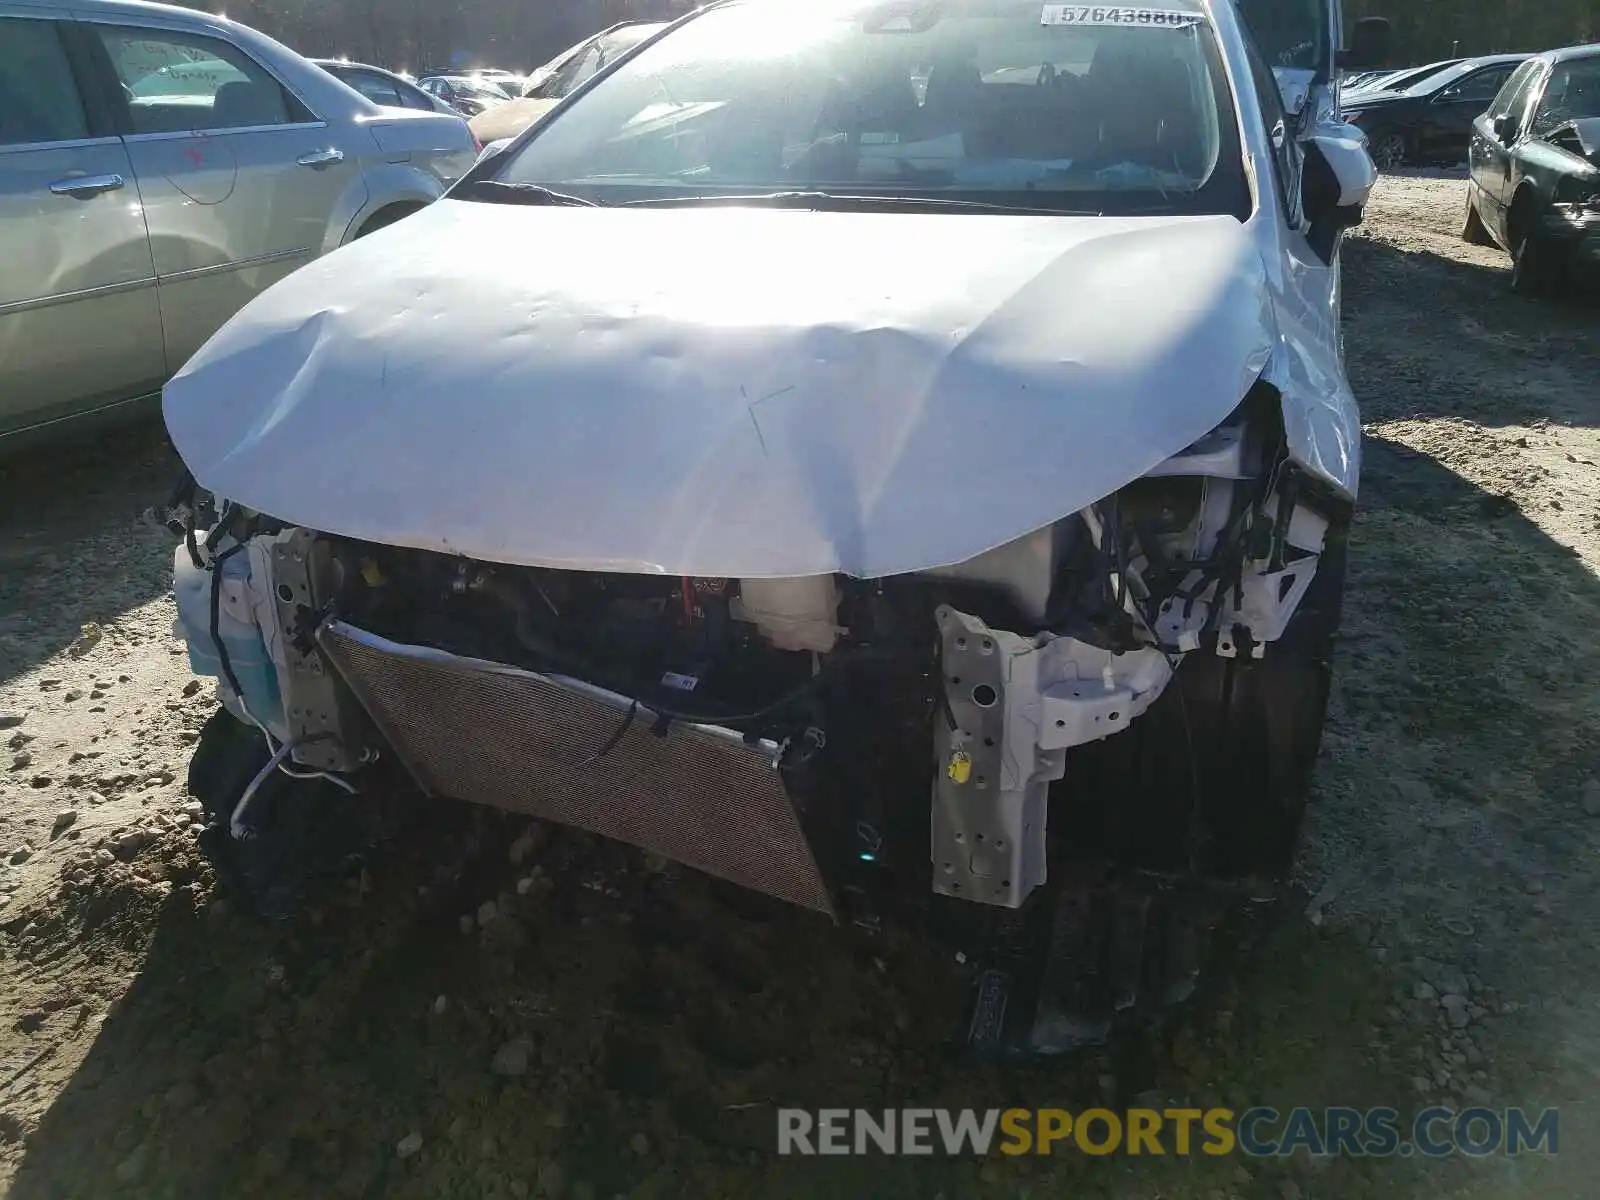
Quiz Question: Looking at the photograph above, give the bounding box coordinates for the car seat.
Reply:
[211,79,284,129]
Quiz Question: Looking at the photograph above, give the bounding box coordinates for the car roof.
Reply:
[10,0,241,36]
[313,59,387,72]
[1543,43,1600,65]
[1396,53,1530,94]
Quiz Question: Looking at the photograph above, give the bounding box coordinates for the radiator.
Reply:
[318,621,834,915]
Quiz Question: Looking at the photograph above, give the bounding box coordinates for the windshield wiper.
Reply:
[457,180,601,207]
[617,190,1098,215]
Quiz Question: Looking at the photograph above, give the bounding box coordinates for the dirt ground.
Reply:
[1,172,1597,1199]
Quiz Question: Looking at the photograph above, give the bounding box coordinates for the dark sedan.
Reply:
[1341,54,1530,169]
[416,75,512,117]
[1466,45,1600,296]
[1345,58,1466,99]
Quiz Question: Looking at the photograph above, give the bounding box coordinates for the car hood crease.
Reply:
[164,200,1276,578]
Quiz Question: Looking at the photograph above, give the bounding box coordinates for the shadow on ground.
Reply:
[1342,235,1599,430]
[4,809,1432,1200]
[0,420,180,687]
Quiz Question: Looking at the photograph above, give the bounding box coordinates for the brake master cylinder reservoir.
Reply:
[729,576,843,653]
[173,542,282,725]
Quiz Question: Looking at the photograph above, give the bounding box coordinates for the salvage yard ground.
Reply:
[0,172,1597,1199]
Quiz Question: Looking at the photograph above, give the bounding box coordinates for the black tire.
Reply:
[187,710,424,917]
[1369,131,1407,172]
[1461,185,1495,246]
[1511,221,1565,299]
[1059,528,1347,882]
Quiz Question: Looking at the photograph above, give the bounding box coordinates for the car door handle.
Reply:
[297,148,346,168]
[49,173,125,198]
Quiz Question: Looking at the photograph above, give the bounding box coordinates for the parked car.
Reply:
[0,0,477,443]
[1341,53,1530,168]
[1343,58,1466,98]
[472,67,530,94]
[1466,44,1600,295]
[468,20,668,145]
[1341,68,1395,91]
[518,21,660,96]
[162,0,1380,1049]
[313,58,459,116]
[416,74,512,117]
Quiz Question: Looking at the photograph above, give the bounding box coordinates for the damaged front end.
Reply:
[167,385,1346,1051]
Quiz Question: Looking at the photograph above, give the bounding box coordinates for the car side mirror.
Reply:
[1302,132,1377,264]
[1338,17,1391,70]
[1435,86,1463,103]
[1493,115,1516,142]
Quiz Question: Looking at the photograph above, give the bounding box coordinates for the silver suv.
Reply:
[0,0,476,442]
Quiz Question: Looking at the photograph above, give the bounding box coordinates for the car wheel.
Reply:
[1369,132,1407,172]
[187,709,427,918]
[1061,528,1347,881]
[974,535,1348,1053]
[1461,185,1495,246]
[1511,223,1564,299]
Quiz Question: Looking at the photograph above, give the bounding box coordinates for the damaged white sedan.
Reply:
[160,0,1379,1053]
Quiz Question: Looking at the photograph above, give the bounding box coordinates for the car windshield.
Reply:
[607,24,667,56]
[453,78,511,100]
[1400,60,1499,99]
[492,0,1245,215]
[1542,57,1600,124]
[1365,61,1456,93]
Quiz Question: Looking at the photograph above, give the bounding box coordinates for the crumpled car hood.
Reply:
[1557,118,1600,169]
[164,200,1277,578]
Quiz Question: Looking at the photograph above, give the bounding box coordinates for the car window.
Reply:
[1234,0,1325,72]
[398,81,436,110]
[97,27,300,134]
[1399,62,1479,97]
[453,78,510,101]
[1532,58,1600,136]
[1239,23,1298,224]
[495,0,1244,217]
[549,42,604,96]
[1487,60,1540,123]
[1446,66,1514,105]
[0,17,89,147]
[346,68,404,107]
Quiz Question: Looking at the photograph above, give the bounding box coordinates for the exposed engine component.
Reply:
[918,522,1072,624]
[728,575,844,653]
[165,400,1348,1054]
[317,621,834,913]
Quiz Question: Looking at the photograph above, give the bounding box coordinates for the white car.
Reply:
[163,0,1380,1051]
